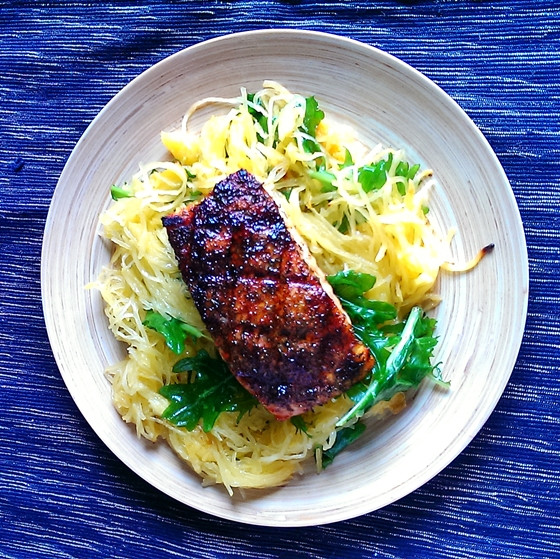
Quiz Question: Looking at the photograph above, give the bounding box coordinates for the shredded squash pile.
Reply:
[95,81,449,493]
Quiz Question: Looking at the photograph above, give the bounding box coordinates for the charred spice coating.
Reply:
[162,170,375,420]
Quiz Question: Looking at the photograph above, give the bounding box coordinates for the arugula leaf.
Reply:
[143,310,205,355]
[159,350,258,432]
[328,270,396,325]
[337,307,424,426]
[246,93,269,141]
[395,160,421,195]
[408,163,421,179]
[300,96,325,159]
[303,96,324,137]
[110,183,133,200]
[358,153,393,193]
[320,421,366,468]
[160,351,311,435]
[308,169,336,192]
[338,298,397,326]
[327,270,395,360]
[340,148,354,169]
[183,167,197,180]
[326,269,376,300]
[326,270,444,430]
[290,415,310,435]
[337,214,350,234]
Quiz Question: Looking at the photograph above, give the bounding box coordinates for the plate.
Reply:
[41,30,528,526]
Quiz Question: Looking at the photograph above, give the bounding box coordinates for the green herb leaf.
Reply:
[186,190,203,201]
[309,169,336,192]
[396,180,407,196]
[395,161,408,194]
[358,163,386,193]
[334,211,365,234]
[246,93,269,140]
[335,308,421,426]
[394,160,421,195]
[408,163,421,179]
[327,270,396,324]
[358,154,395,192]
[358,154,400,193]
[281,187,293,201]
[300,96,325,161]
[326,270,443,431]
[337,215,350,234]
[395,160,409,178]
[143,310,204,355]
[326,269,376,300]
[160,350,258,432]
[183,166,197,179]
[320,421,366,468]
[303,96,324,137]
[338,297,397,326]
[110,184,133,200]
[339,148,354,169]
[303,138,323,159]
[290,415,310,435]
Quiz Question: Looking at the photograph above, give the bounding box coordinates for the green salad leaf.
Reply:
[395,161,421,195]
[156,268,444,465]
[246,93,269,142]
[339,147,354,169]
[300,95,325,160]
[326,270,446,431]
[110,183,134,200]
[358,153,393,193]
[143,310,205,355]
[308,168,337,192]
[303,96,324,137]
[246,92,326,166]
[159,350,258,432]
[356,154,422,195]
[290,415,310,435]
[320,421,366,468]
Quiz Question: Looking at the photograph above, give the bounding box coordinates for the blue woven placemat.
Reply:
[1,2,559,558]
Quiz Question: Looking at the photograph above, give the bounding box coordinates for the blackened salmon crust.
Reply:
[162,169,374,420]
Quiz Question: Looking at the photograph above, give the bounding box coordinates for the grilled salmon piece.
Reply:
[162,169,374,420]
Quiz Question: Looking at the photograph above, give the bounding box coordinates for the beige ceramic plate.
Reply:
[42,30,528,526]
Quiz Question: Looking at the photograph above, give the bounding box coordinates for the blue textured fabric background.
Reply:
[1,1,559,558]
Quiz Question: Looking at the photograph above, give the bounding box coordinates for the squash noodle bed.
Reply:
[94,81,449,493]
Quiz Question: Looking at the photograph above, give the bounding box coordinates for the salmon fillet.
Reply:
[162,169,374,420]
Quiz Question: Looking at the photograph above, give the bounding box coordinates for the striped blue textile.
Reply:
[1,2,559,558]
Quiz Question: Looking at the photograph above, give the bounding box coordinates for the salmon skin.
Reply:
[162,169,374,420]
